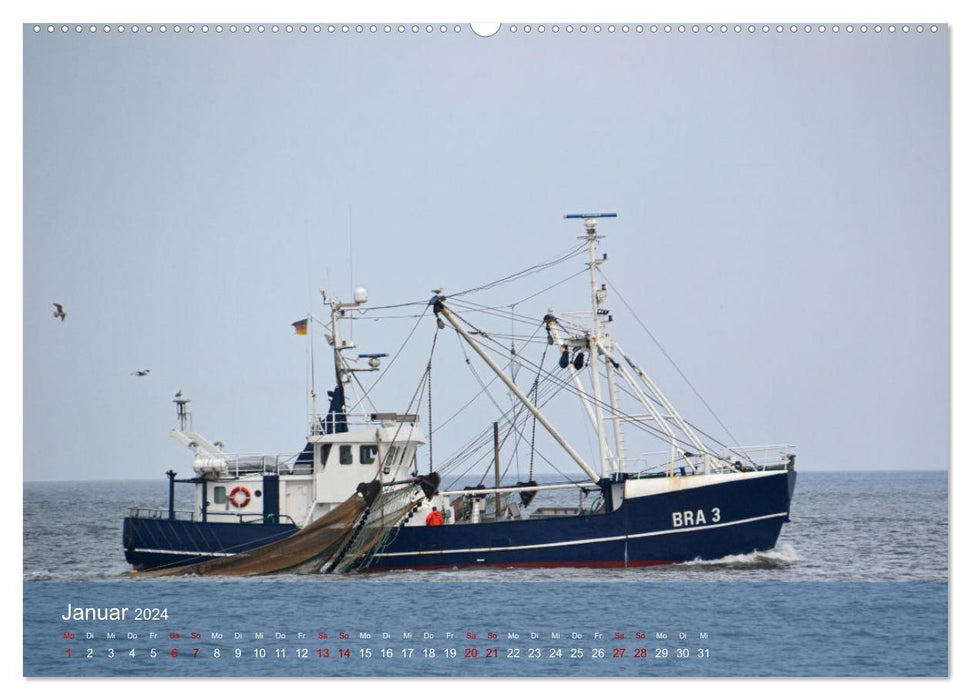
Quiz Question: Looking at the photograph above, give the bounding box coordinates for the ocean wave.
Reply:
[678,543,801,569]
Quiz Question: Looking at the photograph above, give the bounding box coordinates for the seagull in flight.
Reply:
[52,303,66,321]
[132,369,151,377]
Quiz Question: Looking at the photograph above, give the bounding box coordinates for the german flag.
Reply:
[292,318,308,335]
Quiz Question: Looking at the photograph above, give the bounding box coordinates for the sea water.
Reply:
[22,471,948,676]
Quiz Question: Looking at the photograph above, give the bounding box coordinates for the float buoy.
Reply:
[229,486,251,508]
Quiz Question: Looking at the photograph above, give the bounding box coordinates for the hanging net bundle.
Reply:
[328,484,425,574]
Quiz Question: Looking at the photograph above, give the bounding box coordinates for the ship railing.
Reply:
[619,452,692,477]
[127,506,196,521]
[438,481,598,498]
[623,444,796,477]
[205,513,299,525]
[720,444,797,468]
[127,506,297,525]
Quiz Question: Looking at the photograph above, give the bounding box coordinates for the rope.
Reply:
[599,270,754,465]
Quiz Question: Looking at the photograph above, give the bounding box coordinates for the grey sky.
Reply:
[23,23,948,481]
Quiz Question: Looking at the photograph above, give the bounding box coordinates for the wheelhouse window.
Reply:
[213,486,227,504]
[339,445,353,465]
[386,446,398,465]
[360,444,378,465]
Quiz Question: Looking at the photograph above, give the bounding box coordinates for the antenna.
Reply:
[348,205,354,343]
[309,308,317,423]
[348,204,354,298]
[174,394,191,432]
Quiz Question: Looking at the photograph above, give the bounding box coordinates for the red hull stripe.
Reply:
[361,560,677,572]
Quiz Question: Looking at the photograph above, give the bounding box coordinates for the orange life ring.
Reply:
[229,486,251,508]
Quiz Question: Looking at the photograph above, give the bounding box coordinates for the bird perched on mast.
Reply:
[52,303,66,321]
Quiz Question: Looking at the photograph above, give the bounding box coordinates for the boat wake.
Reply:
[25,567,131,582]
[678,543,800,570]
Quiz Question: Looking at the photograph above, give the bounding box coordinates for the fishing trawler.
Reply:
[123,213,796,575]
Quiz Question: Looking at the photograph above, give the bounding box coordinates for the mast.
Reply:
[327,286,372,380]
[321,287,369,434]
[328,294,345,386]
[565,213,616,478]
[546,318,615,467]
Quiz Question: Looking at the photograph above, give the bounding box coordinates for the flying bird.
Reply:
[132,369,151,377]
[52,303,66,321]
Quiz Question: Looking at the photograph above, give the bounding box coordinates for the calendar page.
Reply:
[21,10,949,681]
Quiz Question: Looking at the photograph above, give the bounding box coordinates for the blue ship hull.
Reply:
[364,470,795,570]
[123,470,795,573]
[122,517,298,571]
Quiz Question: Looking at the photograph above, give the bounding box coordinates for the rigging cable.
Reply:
[598,269,753,463]
[445,267,588,324]
[436,370,555,482]
[437,344,583,489]
[449,306,707,455]
[353,241,587,316]
[477,323,548,488]
[447,328,533,485]
[362,346,433,482]
[584,349,756,463]
[528,342,550,483]
[426,324,440,475]
[346,302,431,412]
[448,242,588,299]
